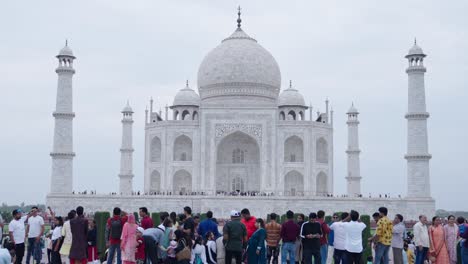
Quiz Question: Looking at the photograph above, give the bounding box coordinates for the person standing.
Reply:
[373,207,393,264]
[330,212,349,264]
[121,214,138,264]
[8,209,29,264]
[413,215,430,264]
[198,211,221,241]
[87,220,98,263]
[139,207,154,230]
[295,214,305,264]
[106,207,128,264]
[215,235,225,264]
[460,223,468,264]
[265,213,281,264]
[247,218,266,264]
[300,213,322,264]
[241,209,257,240]
[428,216,449,264]
[191,237,207,264]
[70,206,88,264]
[183,207,195,239]
[280,210,300,264]
[205,232,217,264]
[316,210,330,264]
[444,215,458,264]
[175,230,192,264]
[25,206,45,264]
[60,211,76,263]
[223,210,247,264]
[326,214,338,264]
[343,210,366,264]
[51,217,64,264]
[392,214,405,264]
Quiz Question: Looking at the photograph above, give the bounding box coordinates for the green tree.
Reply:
[360,215,372,263]
[94,211,110,262]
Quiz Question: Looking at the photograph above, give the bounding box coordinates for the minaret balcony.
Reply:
[405,112,430,119]
[404,154,432,160]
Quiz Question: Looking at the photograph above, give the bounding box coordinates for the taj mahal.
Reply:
[46,11,436,220]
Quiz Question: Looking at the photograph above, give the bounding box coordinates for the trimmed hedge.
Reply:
[360,215,372,263]
[152,212,161,227]
[94,211,110,262]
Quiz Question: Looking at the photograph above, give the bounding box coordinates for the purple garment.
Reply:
[281,220,300,243]
[69,216,89,260]
[444,224,458,264]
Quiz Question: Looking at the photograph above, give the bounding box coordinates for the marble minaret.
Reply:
[50,42,76,194]
[119,101,134,194]
[346,103,361,197]
[405,41,431,198]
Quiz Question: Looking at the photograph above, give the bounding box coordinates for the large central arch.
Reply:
[216,131,260,192]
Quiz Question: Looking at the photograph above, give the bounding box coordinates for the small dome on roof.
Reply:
[122,101,133,113]
[58,41,75,57]
[173,82,201,107]
[347,103,358,114]
[278,81,306,107]
[406,40,425,57]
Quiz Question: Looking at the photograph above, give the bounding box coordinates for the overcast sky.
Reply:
[1,1,467,211]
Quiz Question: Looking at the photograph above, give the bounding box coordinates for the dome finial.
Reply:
[186,80,189,87]
[237,6,242,28]
[414,37,417,45]
[289,80,292,89]
[65,39,68,46]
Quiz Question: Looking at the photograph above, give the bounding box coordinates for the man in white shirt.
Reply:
[343,210,366,264]
[412,215,429,264]
[330,212,349,264]
[25,207,44,264]
[9,209,29,264]
[391,214,405,264]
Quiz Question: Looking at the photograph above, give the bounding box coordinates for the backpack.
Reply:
[110,218,122,239]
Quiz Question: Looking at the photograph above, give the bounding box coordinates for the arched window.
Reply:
[316,171,327,196]
[173,170,192,194]
[287,110,296,120]
[173,110,179,120]
[182,110,191,120]
[279,111,285,120]
[284,136,304,162]
[174,135,192,161]
[316,137,328,163]
[232,148,245,164]
[193,111,199,120]
[231,177,245,192]
[299,111,304,120]
[150,136,161,162]
[150,170,161,192]
[284,170,304,196]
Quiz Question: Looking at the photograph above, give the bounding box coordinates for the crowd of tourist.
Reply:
[1,205,468,264]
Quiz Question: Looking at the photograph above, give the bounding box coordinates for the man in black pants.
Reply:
[142,226,164,264]
[300,212,322,264]
[8,209,29,264]
[223,210,247,264]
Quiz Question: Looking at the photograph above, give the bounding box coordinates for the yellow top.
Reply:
[376,216,393,245]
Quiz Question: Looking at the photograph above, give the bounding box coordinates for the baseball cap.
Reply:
[136,227,144,233]
[230,210,240,217]
[12,209,22,215]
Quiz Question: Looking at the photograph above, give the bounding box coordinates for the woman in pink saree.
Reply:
[121,214,138,264]
[429,216,449,264]
[444,215,458,264]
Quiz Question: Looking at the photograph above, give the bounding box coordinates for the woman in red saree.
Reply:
[429,216,449,264]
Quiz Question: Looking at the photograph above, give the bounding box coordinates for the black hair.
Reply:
[270,213,277,220]
[184,206,192,215]
[193,236,203,249]
[31,206,38,210]
[372,212,380,218]
[207,211,213,218]
[205,231,214,241]
[309,212,317,219]
[139,207,149,215]
[297,213,305,221]
[350,210,359,221]
[194,215,200,220]
[55,216,64,226]
[76,206,84,216]
[432,216,438,223]
[256,218,265,228]
[163,218,172,228]
[286,210,294,219]
[317,210,325,219]
[447,215,455,220]
[178,213,186,223]
[396,214,404,222]
[113,207,121,216]
[170,212,177,224]
[341,212,349,220]
[378,207,388,216]
[160,212,169,221]
[457,216,466,225]
[67,211,75,220]
[241,208,250,215]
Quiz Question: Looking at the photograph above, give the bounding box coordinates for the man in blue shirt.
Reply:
[198,211,221,241]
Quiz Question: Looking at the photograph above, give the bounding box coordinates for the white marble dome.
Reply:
[173,84,200,106]
[197,27,281,101]
[58,45,74,57]
[278,86,306,107]
[408,43,424,56]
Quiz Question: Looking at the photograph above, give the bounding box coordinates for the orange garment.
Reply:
[265,221,282,247]
[429,225,449,264]
[242,216,257,239]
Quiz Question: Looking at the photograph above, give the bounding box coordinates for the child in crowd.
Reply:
[166,240,178,264]
[205,232,217,264]
[87,220,98,263]
[135,227,145,264]
[367,255,373,264]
